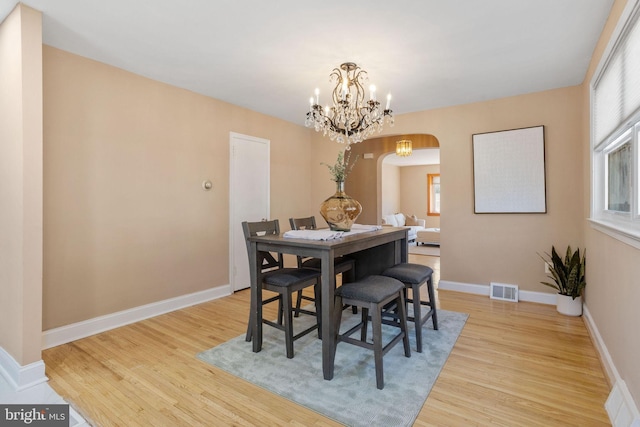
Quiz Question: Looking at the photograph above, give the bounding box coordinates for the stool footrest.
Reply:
[339,331,407,358]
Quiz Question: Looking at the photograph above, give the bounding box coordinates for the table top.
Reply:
[248,226,408,260]
[248,226,408,250]
[249,227,407,246]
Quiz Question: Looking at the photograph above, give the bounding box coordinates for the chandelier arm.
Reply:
[352,69,367,105]
[329,68,342,83]
[332,82,343,105]
[329,68,343,104]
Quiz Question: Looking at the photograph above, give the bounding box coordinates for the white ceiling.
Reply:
[1,0,614,127]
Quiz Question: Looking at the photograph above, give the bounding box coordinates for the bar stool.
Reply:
[242,220,322,359]
[381,263,438,353]
[333,275,411,389]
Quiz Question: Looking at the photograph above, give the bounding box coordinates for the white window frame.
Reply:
[427,173,440,216]
[590,0,640,249]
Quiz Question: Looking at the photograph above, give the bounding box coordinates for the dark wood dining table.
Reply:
[247,226,408,380]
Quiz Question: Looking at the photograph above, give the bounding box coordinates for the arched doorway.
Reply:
[379,148,440,226]
[345,134,440,224]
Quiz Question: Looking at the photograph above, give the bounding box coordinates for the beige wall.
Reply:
[582,0,640,404]
[42,46,313,329]
[381,163,401,215]
[0,4,43,366]
[400,164,440,229]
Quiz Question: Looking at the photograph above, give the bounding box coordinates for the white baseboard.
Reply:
[0,347,47,391]
[437,280,556,305]
[518,289,557,305]
[583,306,640,426]
[438,280,489,296]
[42,284,232,349]
[583,305,617,385]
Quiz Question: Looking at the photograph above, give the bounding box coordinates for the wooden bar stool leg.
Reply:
[332,295,344,359]
[398,293,411,357]
[282,292,294,359]
[277,298,284,325]
[372,305,385,390]
[314,282,322,338]
[294,291,303,317]
[412,283,423,353]
[361,308,369,342]
[246,311,253,342]
[427,276,438,330]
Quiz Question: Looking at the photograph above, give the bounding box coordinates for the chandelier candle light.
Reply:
[396,139,413,157]
[306,62,394,146]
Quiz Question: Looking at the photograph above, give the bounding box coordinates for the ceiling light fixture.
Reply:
[396,139,412,157]
[305,62,394,146]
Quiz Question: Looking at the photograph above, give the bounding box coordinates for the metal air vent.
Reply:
[490,282,519,302]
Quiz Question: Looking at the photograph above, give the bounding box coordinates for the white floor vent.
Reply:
[606,380,640,427]
[490,282,519,302]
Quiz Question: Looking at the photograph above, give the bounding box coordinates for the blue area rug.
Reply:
[197,308,467,426]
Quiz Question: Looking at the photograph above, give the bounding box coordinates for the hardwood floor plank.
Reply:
[42,254,610,426]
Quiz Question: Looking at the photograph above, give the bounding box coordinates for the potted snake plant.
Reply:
[539,245,586,316]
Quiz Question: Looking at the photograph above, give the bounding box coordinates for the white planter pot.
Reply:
[556,294,583,316]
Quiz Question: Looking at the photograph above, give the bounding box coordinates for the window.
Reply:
[427,174,440,216]
[606,134,631,213]
[591,1,640,244]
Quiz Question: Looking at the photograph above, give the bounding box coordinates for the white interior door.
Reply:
[229,132,270,292]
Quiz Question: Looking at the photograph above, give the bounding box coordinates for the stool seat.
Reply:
[336,275,404,303]
[382,263,433,285]
[263,268,322,287]
[382,263,438,353]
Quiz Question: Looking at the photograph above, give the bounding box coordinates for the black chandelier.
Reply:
[305,62,394,146]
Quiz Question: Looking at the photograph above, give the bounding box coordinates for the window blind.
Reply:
[594,11,640,145]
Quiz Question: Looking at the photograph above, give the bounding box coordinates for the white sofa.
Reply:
[416,228,440,246]
[381,213,426,242]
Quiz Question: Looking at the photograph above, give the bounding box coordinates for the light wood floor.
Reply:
[43,255,611,426]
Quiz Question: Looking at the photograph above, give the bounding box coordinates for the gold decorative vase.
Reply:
[320,181,362,232]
